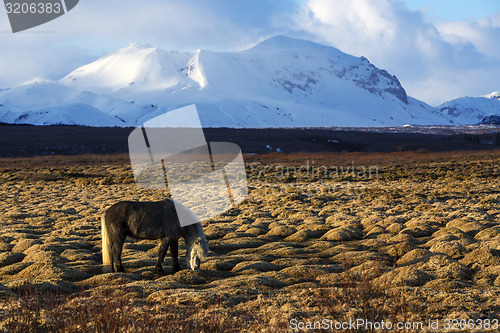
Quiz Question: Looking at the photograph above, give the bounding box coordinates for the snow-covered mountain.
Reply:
[0,36,486,127]
[437,92,500,125]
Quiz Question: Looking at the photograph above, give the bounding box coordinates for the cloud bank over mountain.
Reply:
[0,0,498,105]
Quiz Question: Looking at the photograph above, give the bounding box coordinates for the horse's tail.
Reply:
[101,212,113,273]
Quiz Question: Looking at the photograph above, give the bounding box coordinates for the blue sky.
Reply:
[0,0,499,105]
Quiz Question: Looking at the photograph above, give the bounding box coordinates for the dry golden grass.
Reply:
[0,150,499,332]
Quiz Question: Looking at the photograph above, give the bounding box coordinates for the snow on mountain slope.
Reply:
[485,92,500,100]
[437,92,500,124]
[0,82,124,111]
[61,44,206,93]
[481,115,500,124]
[0,36,458,127]
[0,103,123,126]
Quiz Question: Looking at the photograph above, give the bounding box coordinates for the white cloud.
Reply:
[437,16,500,59]
[0,0,296,87]
[293,0,500,105]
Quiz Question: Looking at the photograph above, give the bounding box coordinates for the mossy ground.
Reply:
[0,150,499,332]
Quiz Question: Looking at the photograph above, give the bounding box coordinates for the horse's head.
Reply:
[189,237,208,272]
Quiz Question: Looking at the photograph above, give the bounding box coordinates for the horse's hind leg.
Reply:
[169,238,181,273]
[155,237,170,275]
[111,232,126,272]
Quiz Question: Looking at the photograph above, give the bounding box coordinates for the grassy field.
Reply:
[0,150,499,332]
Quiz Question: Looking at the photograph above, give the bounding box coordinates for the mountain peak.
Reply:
[484,92,500,100]
[245,36,408,104]
[438,92,500,124]
[60,43,197,92]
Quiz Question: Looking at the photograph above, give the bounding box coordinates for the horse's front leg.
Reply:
[155,237,170,275]
[169,238,180,273]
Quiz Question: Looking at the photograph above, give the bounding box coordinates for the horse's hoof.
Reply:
[155,267,165,275]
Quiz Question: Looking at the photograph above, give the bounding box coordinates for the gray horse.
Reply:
[101,198,209,274]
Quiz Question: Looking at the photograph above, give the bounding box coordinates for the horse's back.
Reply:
[105,200,181,240]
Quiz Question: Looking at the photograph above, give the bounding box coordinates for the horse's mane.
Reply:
[193,222,209,261]
[171,199,209,260]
